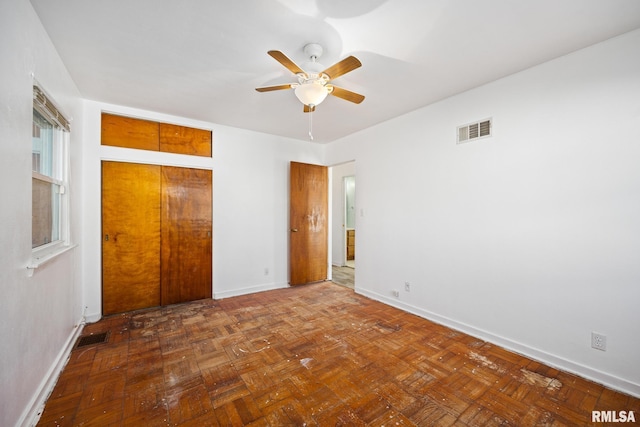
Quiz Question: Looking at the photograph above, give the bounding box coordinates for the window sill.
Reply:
[27,244,78,277]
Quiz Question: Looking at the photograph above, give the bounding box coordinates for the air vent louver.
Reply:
[75,332,110,349]
[457,118,492,144]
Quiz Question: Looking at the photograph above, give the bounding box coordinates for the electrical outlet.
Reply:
[392,290,400,297]
[591,332,607,351]
[404,282,410,292]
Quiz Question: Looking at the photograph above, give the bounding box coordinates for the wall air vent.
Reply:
[457,118,492,144]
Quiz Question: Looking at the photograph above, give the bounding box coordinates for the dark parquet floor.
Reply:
[37,282,639,426]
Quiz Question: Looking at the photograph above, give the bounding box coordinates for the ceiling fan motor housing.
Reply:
[302,43,326,74]
[303,43,324,60]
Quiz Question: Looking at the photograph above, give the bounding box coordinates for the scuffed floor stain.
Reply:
[518,368,562,391]
[468,351,507,374]
[374,321,402,333]
[300,357,314,369]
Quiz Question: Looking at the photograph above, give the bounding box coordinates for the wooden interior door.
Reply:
[290,161,328,285]
[161,166,213,304]
[102,161,161,315]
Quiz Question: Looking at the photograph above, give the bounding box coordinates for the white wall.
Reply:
[210,126,323,298]
[0,1,85,426]
[325,29,640,397]
[81,102,324,319]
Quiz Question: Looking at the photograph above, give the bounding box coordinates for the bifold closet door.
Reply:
[102,162,212,315]
[160,166,212,305]
[102,161,161,315]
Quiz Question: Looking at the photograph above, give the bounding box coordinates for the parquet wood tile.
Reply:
[37,281,639,426]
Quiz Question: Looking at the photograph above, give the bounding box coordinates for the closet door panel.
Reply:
[159,123,212,157]
[102,161,162,315]
[101,113,160,151]
[161,166,212,305]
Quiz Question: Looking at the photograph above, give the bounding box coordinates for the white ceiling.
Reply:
[30,0,640,143]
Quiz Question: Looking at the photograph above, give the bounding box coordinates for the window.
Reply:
[32,84,70,256]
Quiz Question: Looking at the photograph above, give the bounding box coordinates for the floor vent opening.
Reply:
[75,331,110,349]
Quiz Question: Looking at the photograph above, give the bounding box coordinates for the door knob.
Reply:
[290,228,298,232]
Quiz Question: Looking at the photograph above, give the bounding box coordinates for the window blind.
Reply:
[33,84,71,132]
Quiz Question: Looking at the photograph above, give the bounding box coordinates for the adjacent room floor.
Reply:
[331,265,354,289]
[37,282,638,426]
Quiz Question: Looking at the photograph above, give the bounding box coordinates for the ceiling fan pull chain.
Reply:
[308,107,314,141]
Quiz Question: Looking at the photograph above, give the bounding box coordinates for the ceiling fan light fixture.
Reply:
[294,81,329,107]
[256,45,364,122]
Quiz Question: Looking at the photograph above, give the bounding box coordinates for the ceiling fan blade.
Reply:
[321,56,362,80]
[268,50,306,75]
[303,104,316,113]
[329,86,365,104]
[255,84,294,92]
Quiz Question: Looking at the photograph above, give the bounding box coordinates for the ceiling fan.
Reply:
[255,43,365,112]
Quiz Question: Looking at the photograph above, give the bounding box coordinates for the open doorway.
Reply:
[330,162,355,289]
[344,175,356,268]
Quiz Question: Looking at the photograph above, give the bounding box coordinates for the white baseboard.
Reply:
[20,319,85,427]
[356,288,640,399]
[214,281,289,300]
[85,311,102,323]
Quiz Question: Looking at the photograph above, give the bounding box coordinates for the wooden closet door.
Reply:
[159,123,212,157]
[102,161,161,315]
[161,166,212,305]
[101,113,160,151]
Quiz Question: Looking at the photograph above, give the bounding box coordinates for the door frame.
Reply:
[327,161,356,283]
[343,174,356,266]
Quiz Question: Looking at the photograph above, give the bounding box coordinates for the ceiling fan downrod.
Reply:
[303,43,323,63]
